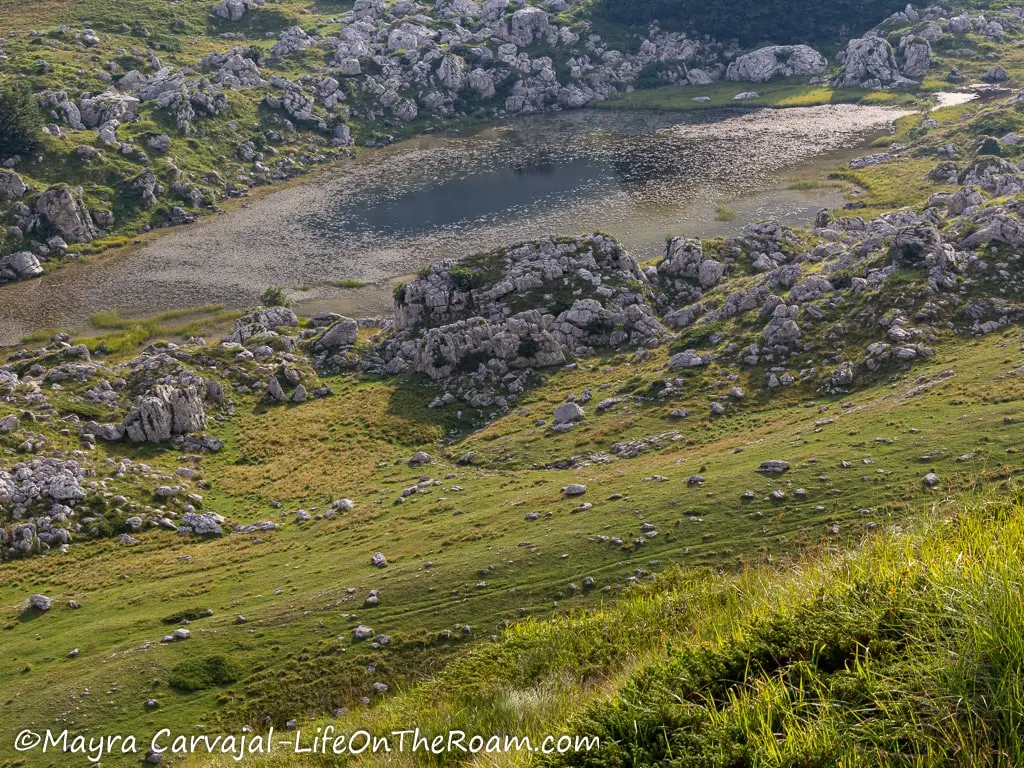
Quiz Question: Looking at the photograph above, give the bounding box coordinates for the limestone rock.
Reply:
[757,460,790,474]
[834,37,900,88]
[212,0,264,22]
[223,307,299,345]
[178,511,224,536]
[28,594,51,611]
[507,7,550,46]
[124,384,208,443]
[726,45,826,83]
[0,251,43,282]
[319,317,359,349]
[271,26,313,56]
[553,402,585,424]
[78,91,140,129]
[408,451,432,466]
[34,186,100,243]
[898,36,931,80]
[982,66,1009,83]
[0,170,28,199]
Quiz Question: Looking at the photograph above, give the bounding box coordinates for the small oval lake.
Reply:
[0,104,909,345]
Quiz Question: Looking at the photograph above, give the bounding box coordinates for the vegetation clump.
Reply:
[0,81,43,157]
[260,285,292,308]
[593,0,907,46]
[168,655,245,692]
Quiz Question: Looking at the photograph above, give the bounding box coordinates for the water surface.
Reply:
[0,105,909,345]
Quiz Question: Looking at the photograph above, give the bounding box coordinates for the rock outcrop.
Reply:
[0,170,28,200]
[0,251,43,283]
[355,236,668,403]
[725,45,826,82]
[124,383,209,443]
[897,35,932,80]
[212,0,264,22]
[33,186,100,243]
[834,37,901,88]
[223,307,300,345]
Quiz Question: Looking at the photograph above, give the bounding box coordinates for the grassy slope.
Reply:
[228,488,1024,768]
[0,0,452,258]
[2,325,1023,765]
[4,4,1024,766]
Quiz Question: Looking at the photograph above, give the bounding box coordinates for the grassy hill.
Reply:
[5,2,1024,766]
[5,83,1024,766]
[210,486,1024,767]
[2,323,1023,766]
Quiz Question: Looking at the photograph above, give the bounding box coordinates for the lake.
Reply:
[0,104,910,345]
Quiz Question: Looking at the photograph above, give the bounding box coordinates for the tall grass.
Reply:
[81,306,241,354]
[550,490,1024,767]
[196,489,1024,767]
[715,205,737,222]
[332,278,368,289]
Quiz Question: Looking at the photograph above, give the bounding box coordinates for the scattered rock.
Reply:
[28,594,51,612]
[757,460,791,474]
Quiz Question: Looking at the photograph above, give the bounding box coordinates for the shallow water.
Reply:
[0,105,909,345]
[931,90,978,110]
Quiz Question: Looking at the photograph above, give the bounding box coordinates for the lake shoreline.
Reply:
[0,104,914,346]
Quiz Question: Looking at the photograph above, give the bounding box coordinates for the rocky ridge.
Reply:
[3,0,1000,278]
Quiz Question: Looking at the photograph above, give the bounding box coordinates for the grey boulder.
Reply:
[726,45,826,83]
[34,186,100,243]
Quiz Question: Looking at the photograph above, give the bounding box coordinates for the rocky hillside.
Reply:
[3,71,1024,761]
[6,2,1024,764]
[3,0,1021,278]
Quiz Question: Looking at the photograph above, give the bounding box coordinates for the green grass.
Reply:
[70,305,242,353]
[190,488,1024,767]
[2,325,1024,766]
[0,0,346,260]
[714,204,737,222]
[597,80,920,112]
[332,278,369,289]
[6,8,1024,766]
[547,489,1024,768]
[169,655,245,693]
[19,327,60,344]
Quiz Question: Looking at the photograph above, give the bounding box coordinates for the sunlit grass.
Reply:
[79,305,241,353]
[332,278,368,289]
[714,204,738,221]
[597,80,919,112]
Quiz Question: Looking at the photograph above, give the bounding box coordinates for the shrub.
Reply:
[260,285,291,307]
[161,608,213,625]
[448,264,484,292]
[168,655,245,692]
[977,137,1002,157]
[714,205,737,222]
[517,336,540,358]
[0,81,44,157]
[972,112,1020,138]
[456,350,491,373]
